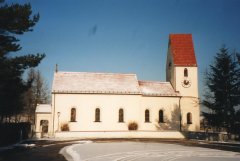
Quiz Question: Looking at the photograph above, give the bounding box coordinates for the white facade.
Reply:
[35,34,200,139]
[35,104,52,138]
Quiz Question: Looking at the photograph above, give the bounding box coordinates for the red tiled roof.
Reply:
[169,34,197,66]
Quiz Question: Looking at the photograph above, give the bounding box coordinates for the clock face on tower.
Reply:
[181,78,191,88]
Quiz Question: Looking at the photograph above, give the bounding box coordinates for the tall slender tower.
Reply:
[166,34,198,97]
[166,34,200,131]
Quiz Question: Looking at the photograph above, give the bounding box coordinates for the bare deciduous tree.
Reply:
[23,68,50,124]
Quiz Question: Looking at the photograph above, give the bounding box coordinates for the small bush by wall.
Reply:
[128,121,138,130]
[61,123,69,131]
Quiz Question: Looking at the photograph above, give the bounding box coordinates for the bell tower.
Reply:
[166,34,200,131]
[166,34,198,98]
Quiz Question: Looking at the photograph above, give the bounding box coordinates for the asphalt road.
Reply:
[61,141,240,161]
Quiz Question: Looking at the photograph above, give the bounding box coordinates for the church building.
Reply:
[35,34,200,139]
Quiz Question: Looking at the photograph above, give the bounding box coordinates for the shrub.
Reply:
[128,121,138,130]
[61,123,69,131]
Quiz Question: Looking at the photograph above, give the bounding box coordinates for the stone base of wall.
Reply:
[35,132,54,139]
[53,131,185,139]
[183,131,240,141]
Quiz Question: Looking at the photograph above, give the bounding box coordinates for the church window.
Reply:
[95,108,100,122]
[70,108,76,122]
[187,112,192,124]
[119,108,124,122]
[159,110,164,123]
[145,109,150,122]
[184,68,188,77]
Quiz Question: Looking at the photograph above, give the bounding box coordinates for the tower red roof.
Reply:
[169,34,197,66]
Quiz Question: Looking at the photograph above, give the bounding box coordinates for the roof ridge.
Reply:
[169,33,191,36]
[36,104,51,106]
[55,71,137,76]
[139,80,170,84]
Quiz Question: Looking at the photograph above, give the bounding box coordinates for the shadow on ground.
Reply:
[0,140,69,161]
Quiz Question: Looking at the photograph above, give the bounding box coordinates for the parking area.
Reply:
[60,141,240,161]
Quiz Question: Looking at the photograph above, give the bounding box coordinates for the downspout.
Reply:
[52,66,57,136]
[179,96,182,132]
[52,92,56,136]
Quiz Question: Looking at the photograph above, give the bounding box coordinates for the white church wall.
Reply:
[52,93,142,132]
[52,93,191,133]
[46,92,200,139]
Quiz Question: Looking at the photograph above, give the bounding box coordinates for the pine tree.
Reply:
[202,46,240,134]
[237,53,240,64]
[0,1,45,122]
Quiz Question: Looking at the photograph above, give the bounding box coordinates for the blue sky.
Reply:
[8,0,240,98]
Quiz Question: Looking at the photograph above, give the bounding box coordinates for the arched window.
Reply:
[184,68,188,77]
[70,108,76,122]
[145,109,150,122]
[95,108,100,122]
[119,108,124,122]
[187,112,192,124]
[159,110,164,123]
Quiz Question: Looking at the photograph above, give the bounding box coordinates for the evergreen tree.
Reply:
[0,1,45,122]
[237,53,240,64]
[202,46,240,134]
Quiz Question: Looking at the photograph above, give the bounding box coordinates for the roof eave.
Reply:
[174,64,198,67]
[52,90,142,95]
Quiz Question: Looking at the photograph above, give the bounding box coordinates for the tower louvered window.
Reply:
[184,68,188,77]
